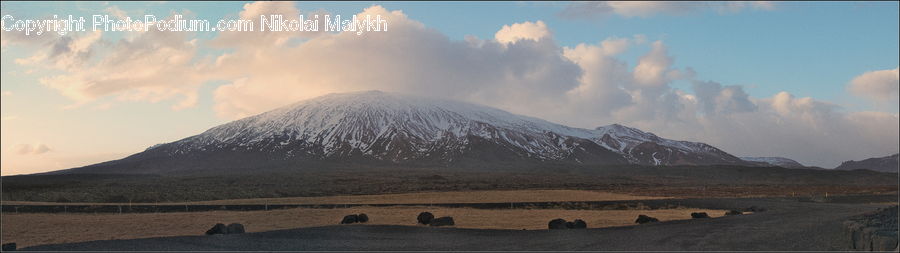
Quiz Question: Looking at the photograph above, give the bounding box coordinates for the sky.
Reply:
[1,1,898,175]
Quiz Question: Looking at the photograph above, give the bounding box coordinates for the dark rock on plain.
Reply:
[571,219,587,229]
[691,212,710,219]
[430,217,455,227]
[417,212,434,225]
[205,223,228,235]
[635,215,659,224]
[226,223,245,234]
[341,215,359,224]
[548,218,568,229]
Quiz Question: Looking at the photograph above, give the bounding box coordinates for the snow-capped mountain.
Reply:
[58,91,751,174]
[740,157,806,168]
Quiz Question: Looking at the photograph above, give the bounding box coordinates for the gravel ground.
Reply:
[20,195,896,251]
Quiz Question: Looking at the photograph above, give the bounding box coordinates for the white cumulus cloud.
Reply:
[494,20,551,44]
[848,67,899,104]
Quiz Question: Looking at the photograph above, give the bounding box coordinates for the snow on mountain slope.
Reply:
[741,157,805,168]
[592,124,747,166]
[153,91,616,163]
[61,91,751,174]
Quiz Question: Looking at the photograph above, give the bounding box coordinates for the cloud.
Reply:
[679,92,899,169]
[633,41,678,88]
[211,1,324,48]
[1,17,63,52]
[16,14,208,110]
[692,80,756,115]
[12,143,51,155]
[15,30,102,71]
[104,5,129,18]
[848,67,899,104]
[494,20,551,44]
[211,6,582,119]
[559,1,776,19]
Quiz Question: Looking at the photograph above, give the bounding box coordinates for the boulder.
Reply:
[226,223,245,234]
[2,243,16,251]
[357,213,369,223]
[417,212,435,225]
[572,219,588,229]
[430,216,455,226]
[548,218,568,229]
[691,212,710,219]
[725,210,743,216]
[341,214,359,224]
[205,223,228,235]
[635,215,659,224]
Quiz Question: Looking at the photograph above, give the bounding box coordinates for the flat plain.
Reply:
[1,204,726,248]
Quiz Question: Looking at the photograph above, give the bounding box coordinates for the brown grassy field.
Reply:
[0,206,727,248]
[1,189,665,205]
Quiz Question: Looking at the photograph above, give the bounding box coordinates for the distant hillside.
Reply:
[741,157,805,168]
[834,153,899,173]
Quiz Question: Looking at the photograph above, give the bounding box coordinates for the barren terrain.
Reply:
[3,166,896,203]
[1,190,665,206]
[1,205,725,248]
[17,196,897,251]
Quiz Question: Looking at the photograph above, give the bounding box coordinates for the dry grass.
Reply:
[1,190,665,205]
[0,206,727,248]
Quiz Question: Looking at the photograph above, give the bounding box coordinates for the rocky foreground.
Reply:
[843,205,899,251]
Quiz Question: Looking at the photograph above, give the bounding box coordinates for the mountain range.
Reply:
[740,157,806,169]
[53,91,826,175]
[834,153,899,173]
